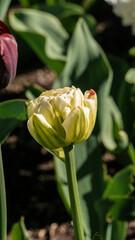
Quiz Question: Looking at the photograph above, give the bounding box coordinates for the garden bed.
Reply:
[1,2,135,239]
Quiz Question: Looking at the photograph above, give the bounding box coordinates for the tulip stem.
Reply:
[0,145,7,240]
[64,145,85,240]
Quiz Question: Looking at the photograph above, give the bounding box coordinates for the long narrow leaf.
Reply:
[0,145,7,240]
[55,135,105,239]
[0,99,27,143]
[0,0,11,20]
[9,8,69,74]
[11,217,29,240]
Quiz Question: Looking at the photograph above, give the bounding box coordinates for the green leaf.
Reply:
[11,217,29,240]
[0,146,7,240]
[103,165,135,198]
[32,3,96,34]
[18,0,30,7]
[100,96,128,152]
[111,221,127,240]
[32,2,84,19]
[82,0,104,14]
[55,135,105,238]
[97,196,135,223]
[82,14,97,34]
[104,222,127,240]
[0,0,11,20]
[9,8,69,75]
[0,99,27,143]
[108,197,135,221]
[56,17,108,89]
[55,18,122,151]
[18,0,45,7]
[118,71,135,137]
[25,84,43,100]
[114,61,135,142]
[96,198,128,239]
[54,157,70,214]
[108,55,129,102]
[92,232,102,240]
[127,143,135,164]
[96,165,135,238]
[46,0,65,5]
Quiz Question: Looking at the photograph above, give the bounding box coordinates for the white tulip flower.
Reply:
[105,0,135,34]
[27,86,97,161]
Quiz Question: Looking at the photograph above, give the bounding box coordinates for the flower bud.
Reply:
[0,20,18,90]
[27,86,97,161]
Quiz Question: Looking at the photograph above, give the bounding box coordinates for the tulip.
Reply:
[105,0,135,35]
[0,20,18,90]
[27,86,97,161]
[27,86,97,240]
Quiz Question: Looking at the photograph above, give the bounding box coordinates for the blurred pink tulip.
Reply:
[0,20,18,89]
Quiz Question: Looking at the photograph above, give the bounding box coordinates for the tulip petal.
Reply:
[27,113,66,149]
[39,99,66,138]
[70,88,84,108]
[48,147,65,162]
[27,86,97,157]
[51,96,70,120]
[0,21,18,89]
[84,93,97,129]
[62,106,93,144]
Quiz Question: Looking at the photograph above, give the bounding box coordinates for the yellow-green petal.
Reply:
[39,99,66,138]
[48,147,65,162]
[27,113,66,149]
[62,106,91,144]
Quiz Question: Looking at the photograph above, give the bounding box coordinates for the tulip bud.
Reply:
[0,20,18,90]
[27,86,97,161]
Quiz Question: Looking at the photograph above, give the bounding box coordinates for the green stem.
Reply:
[64,145,85,240]
[105,223,112,240]
[0,145,7,240]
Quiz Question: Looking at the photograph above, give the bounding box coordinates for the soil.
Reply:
[1,2,135,240]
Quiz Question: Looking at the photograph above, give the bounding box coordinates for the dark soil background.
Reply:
[1,2,135,239]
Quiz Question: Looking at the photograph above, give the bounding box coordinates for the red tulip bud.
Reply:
[0,20,18,90]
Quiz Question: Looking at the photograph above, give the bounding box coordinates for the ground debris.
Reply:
[7,222,74,240]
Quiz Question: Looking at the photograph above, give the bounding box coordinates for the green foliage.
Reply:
[32,2,97,34]
[9,8,125,152]
[55,135,135,240]
[17,0,103,14]
[55,18,126,152]
[9,8,69,75]
[118,69,135,144]
[96,165,135,224]
[8,7,135,238]
[0,0,11,20]
[25,84,44,100]
[0,1,134,240]
[0,146,7,240]
[103,165,134,198]
[32,2,84,17]
[92,232,102,240]
[11,217,29,240]
[55,135,105,239]
[95,165,135,239]
[0,99,27,143]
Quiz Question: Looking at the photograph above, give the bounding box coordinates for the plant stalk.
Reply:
[0,145,7,240]
[64,145,85,240]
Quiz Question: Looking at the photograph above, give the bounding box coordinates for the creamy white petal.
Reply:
[27,86,97,160]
